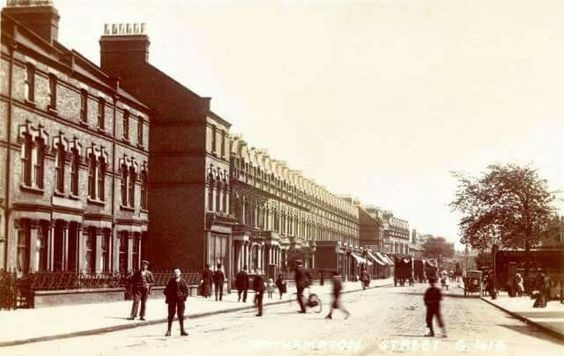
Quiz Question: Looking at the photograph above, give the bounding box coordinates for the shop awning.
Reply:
[366,251,386,266]
[350,252,368,264]
[383,254,394,265]
[375,252,393,266]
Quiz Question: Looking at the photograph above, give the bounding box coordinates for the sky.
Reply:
[44,0,564,249]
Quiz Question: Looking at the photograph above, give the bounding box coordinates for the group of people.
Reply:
[199,263,226,301]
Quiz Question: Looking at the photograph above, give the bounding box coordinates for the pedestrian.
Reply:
[164,268,189,336]
[253,269,265,317]
[266,278,275,299]
[276,274,287,300]
[213,263,225,301]
[423,277,447,337]
[514,273,524,297]
[128,260,154,321]
[360,268,368,290]
[235,266,249,302]
[325,270,350,320]
[200,264,213,298]
[294,260,310,314]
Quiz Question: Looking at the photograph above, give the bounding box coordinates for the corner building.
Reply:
[0,2,150,275]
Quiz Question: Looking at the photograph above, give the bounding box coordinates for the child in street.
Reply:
[266,278,275,299]
[424,278,447,337]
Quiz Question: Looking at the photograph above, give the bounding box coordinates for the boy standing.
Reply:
[424,278,447,337]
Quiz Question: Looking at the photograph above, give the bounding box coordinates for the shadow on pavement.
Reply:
[499,324,564,346]
[400,292,478,299]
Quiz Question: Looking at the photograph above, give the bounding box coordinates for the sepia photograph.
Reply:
[0,0,563,355]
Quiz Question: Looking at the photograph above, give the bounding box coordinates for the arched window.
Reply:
[121,164,128,205]
[98,156,106,201]
[70,148,80,196]
[22,133,33,186]
[140,169,148,210]
[55,143,65,192]
[128,166,136,207]
[34,137,45,189]
[88,153,96,199]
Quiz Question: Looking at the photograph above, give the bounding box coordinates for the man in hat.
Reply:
[128,260,154,320]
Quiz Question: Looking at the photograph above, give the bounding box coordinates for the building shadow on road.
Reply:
[499,324,564,346]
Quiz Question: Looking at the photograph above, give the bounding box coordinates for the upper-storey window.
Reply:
[24,63,35,102]
[22,133,33,186]
[123,110,130,141]
[33,137,45,189]
[98,156,106,201]
[128,166,136,207]
[220,130,225,158]
[80,90,88,123]
[211,125,217,154]
[70,148,80,196]
[140,169,148,210]
[55,143,65,193]
[87,153,97,199]
[137,116,144,146]
[98,98,105,130]
[48,74,57,110]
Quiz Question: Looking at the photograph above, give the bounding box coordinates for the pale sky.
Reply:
[49,0,563,249]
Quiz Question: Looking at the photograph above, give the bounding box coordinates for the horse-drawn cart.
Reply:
[463,270,483,297]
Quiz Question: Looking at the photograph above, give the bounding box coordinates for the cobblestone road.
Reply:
[2,284,562,356]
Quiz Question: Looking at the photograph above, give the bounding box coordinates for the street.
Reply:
[1,284,562,356]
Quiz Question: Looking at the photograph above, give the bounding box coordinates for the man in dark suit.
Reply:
[128,260,154,321]
[235,265,250,302]
[253,268,265,317]
[164,268,189,336]
[213,263,225,301]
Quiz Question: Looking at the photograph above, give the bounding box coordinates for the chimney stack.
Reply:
[3,0,59,44]
[99,22,150,71]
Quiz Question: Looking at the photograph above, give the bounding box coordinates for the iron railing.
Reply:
[0,269,18,310]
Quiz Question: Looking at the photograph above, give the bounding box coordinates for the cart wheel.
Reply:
[308,294,322,313]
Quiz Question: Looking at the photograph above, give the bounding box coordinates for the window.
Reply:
[207,183,213,211]
[220,130,225,157]
[98,98,105,129]
[215,185,221,212]
[137,117,143,146]
[88,154,96,199]
[55,143,65,192]
[34,138,45,189]
[211,125,217,153]
[222,185,228,213]
[140,170,148,210]
[85,228,96,273]
[100,231,110,273]
[132,236,140,272]
[16,220,30,275]
[128,167,136,207]
[80,90,88,123]
[119,232,129,273]
[123,110,130,140]
[48,74,57,109]
[37,223,49,271]
[207,235,226,269]
[121,164,128,206]
[22,134,32,186]
[25,63,35,102]
[70,148,79,196]
[98,157,106,201]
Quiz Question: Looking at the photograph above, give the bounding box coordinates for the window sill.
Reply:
[20,184,44,195]
[47,106,58,115]
[97,127,106,134]
[120,204,135,212]
[69,193,80,200]
[140,208,148,213]
[24,99,36,108]
[122,137,130,144]
[136,143,144,149]
[79,121,89,128]
[53,190,66,197]
[87,197,105,206]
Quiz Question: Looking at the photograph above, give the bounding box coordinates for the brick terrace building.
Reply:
[1,1,150,276]
[230,136,360,279]
[98,26,237,283]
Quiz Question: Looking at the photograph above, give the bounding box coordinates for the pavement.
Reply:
[0,278,392,347]
[480,292,564,340]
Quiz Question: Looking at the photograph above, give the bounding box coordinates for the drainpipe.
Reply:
[110,80,118,272]
[3,42,17,270]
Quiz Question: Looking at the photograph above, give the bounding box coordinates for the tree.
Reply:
[450,164,554,251]
[422,237,454,262]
